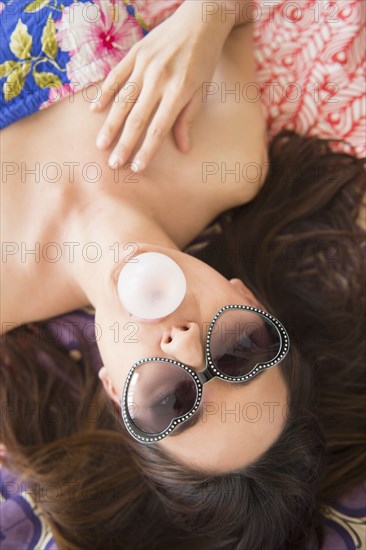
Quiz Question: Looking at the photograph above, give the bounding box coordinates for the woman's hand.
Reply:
[90,1,236,172]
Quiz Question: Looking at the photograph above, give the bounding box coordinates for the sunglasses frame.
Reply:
[121,304,290,444]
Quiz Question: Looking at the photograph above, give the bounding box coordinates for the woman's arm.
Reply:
[91,0,257,172]
[197,0,258,28]
[192,21,269,208]
[144,20,268,219]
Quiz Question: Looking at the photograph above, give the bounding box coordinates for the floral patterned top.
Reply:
[0,0,183,128]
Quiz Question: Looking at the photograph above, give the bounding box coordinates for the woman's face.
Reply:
[95,243,288,474]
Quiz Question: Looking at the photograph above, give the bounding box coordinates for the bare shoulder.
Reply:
[185,22,269,212]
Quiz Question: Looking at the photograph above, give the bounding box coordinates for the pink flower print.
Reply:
[55,0,143,88]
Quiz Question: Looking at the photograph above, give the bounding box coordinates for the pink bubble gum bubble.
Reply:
[117,252,187,320]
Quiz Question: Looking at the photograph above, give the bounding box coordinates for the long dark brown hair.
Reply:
[1,130,365,550]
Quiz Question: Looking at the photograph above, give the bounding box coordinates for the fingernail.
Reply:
[109,155,120,169]
[97,134,108,149]
[131,159,143,172]
[90,102,99,111]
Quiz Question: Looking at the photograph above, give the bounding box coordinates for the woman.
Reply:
[1,2,365,550]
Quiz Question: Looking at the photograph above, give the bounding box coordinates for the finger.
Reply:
[173,89,202,153]
[131,95,183,172]
[96,72,142,151]
[108,82,161,168]
[90,48,135,112]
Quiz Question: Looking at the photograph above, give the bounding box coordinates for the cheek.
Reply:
[94,310,121,376]
[99,329,146,399]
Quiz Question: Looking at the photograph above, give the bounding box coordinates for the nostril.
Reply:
[162,325,190,344]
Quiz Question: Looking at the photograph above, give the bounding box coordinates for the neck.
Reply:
[64,194,180,308]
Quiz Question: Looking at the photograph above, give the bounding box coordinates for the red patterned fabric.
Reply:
[252,0,366,157]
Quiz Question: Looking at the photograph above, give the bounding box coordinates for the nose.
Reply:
[160,322,205,370]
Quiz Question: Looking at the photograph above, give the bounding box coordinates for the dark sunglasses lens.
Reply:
[126,361,197,435]
[209,310,281,377]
